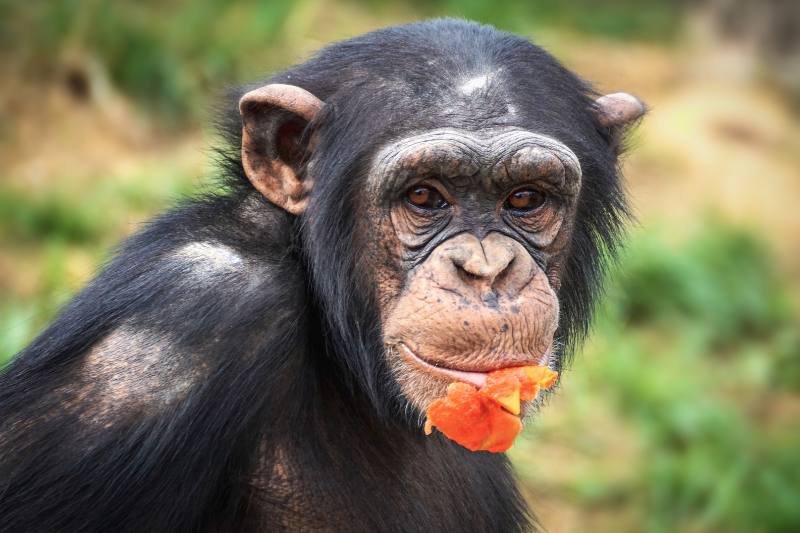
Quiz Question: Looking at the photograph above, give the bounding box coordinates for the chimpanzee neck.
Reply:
[245,363,531,532]
[194,194,532,531]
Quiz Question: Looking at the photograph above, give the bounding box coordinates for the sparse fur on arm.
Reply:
[0,194,312,531]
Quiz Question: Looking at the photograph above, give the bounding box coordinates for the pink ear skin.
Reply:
[594,92,646,128]
[238,84,324,215]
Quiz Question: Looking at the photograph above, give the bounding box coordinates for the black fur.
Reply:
[0,19,629,532]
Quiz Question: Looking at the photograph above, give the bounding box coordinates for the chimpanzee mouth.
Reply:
[396,343,551,389]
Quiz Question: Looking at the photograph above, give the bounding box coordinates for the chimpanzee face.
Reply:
[363,127,581,413]
[238,77,642,418]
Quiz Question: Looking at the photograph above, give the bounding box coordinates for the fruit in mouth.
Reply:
[424,365,558,453]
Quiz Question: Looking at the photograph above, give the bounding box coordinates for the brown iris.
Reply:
[406,185,449,210]
[505,188,546,212]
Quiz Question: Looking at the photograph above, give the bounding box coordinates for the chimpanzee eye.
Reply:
[505,188,546,213]
[405,185,449,210]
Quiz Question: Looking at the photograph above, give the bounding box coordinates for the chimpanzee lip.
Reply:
[397,343,550,389]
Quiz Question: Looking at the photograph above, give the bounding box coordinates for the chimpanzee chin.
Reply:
[0,18,644,532]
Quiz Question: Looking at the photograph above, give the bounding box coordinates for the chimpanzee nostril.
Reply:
[492,257,515,289]
[444,232,536,300]
[448,234,514,293]
[457,268,483,285]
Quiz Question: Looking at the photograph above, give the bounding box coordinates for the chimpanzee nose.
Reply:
[444,233,536,301]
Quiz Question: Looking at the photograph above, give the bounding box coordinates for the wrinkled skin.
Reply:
[234,68,645,430]
[361,127,583,414]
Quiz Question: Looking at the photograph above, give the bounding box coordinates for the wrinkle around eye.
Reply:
[401,226,465,270]
[390,203,451,250]
[502,205,564,249]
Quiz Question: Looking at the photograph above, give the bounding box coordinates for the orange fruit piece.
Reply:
[425,382,522,452]
[479,406,524,453]
[522,365,559,392]
[482,373,522,415]
[487,365,559,402]
[424,365,559,453]
[425,382,491,450]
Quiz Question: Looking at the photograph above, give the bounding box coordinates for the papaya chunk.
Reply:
[482,374,522,415]
[486,365,558,403]
[424,365,558,453]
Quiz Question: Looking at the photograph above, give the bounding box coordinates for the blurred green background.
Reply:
[1,1,799,531]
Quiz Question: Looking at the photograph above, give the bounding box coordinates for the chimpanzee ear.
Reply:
[239,84,324,215]
[594,92,646,129]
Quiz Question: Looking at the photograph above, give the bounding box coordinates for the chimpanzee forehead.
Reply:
[369,127,581,196]
[331,61,595,157]
[377,68,535,128]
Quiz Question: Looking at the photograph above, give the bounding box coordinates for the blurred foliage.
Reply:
[3,0,298,123]
[406,0,681,41]
[0,177,196,246]
[1,0,683,124]
[611,221,795,352]
[601,224,800,531]
[515,223,800,532]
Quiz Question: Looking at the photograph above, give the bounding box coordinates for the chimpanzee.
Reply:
[0,19,644,532]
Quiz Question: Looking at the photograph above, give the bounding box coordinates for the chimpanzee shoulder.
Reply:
[0,17,645,533]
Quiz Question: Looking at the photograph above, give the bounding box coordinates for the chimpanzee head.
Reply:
[232,20,644,421]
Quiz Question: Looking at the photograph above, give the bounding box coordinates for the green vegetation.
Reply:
[408,0,681,42]
[514,223,800,532]
[0,166,200,368]
[2,0,682,124]
[606,225,799,531]
[4,0,299,123]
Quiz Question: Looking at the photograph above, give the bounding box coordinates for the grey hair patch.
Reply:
[172,241,247,282]
[77,324,208,426]
[459,73,492,95]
